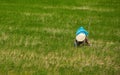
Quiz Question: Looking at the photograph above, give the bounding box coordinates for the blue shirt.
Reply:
[76,27,88,36]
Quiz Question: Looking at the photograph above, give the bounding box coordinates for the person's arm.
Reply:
[85,37,90,46]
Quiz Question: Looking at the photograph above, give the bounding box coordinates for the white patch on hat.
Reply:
[76,33,86,42]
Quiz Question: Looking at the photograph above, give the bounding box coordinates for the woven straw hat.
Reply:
[76,33,86,42]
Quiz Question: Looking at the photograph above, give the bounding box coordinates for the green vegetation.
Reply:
[0,0,119,75]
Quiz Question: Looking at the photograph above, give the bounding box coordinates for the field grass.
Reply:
[0,0,120,75]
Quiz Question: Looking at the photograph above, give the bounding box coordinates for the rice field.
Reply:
[0,0,120,75]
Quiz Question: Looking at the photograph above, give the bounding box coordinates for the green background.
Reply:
[0,0,119,75]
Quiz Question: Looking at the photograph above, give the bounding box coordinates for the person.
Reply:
[74,26,90,47]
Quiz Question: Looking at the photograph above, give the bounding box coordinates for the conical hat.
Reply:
[76,33,86,42]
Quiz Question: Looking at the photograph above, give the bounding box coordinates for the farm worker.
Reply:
[74,26,90,47]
